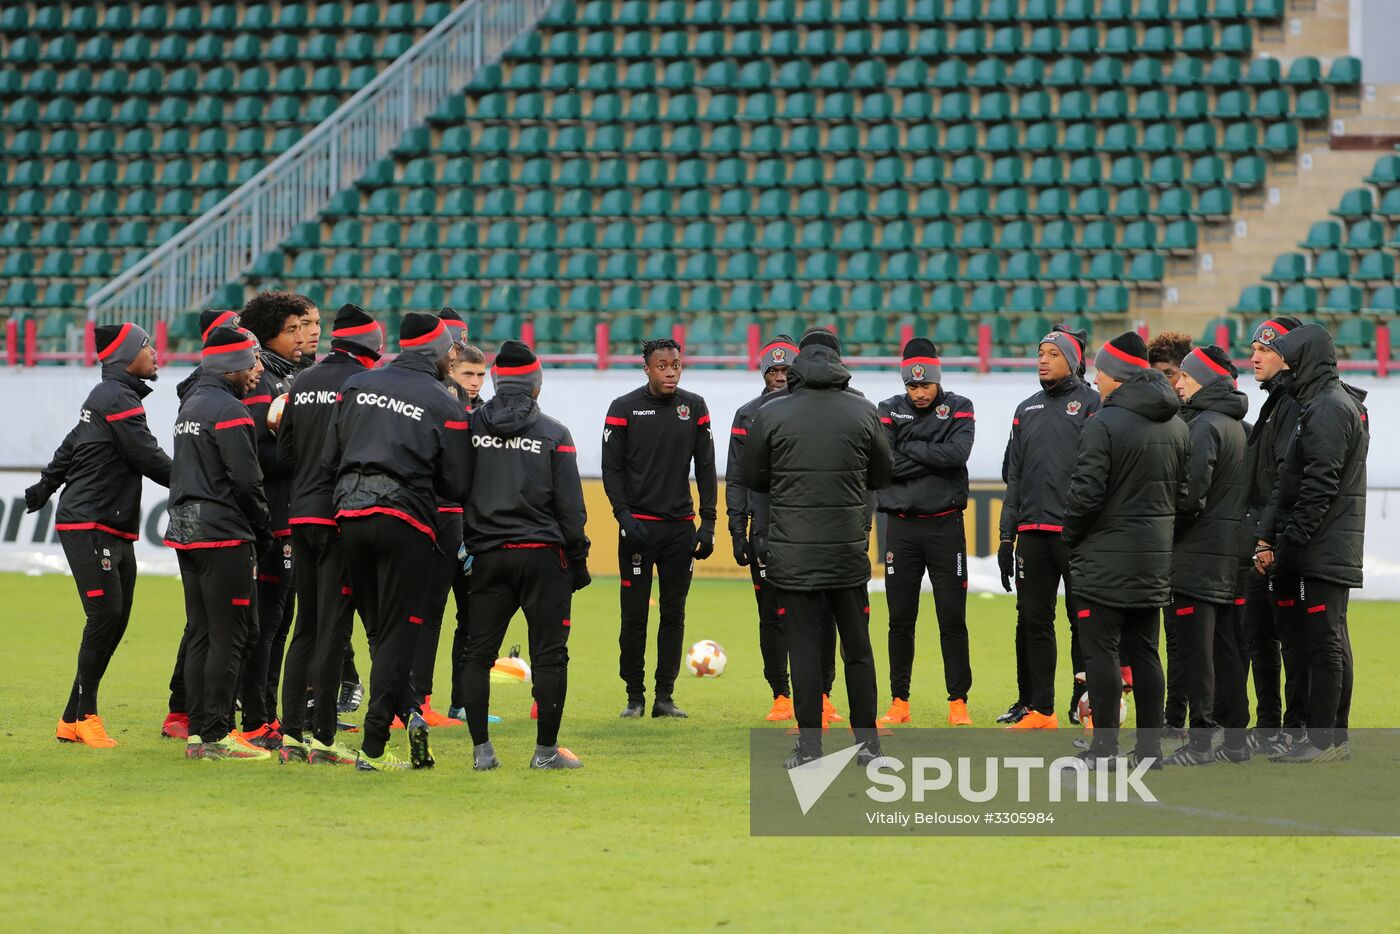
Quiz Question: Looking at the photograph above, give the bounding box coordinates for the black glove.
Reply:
[570,559,592,592]
[997,540,1015,593]
[731,531,751,567]
[617,511,648,549]
[752,532,769,565]
[1273,538,1303,579]
[693,522,715,561]
[254,529,275,562]
[24,479,57,513]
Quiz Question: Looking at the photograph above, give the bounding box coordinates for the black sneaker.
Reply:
[337,680,363,714]
[784,743,822,770]
[1128,751,1164,771]
[1271,741,1329,764]
[619,700,645,718]
[1068,681,1087,726]
[1246,730,1280,754]
[1214,746,1250,764]
[1164,745,1215,767]
[407,713,434,769]
[995,703,1030,725]
[1256,732,1296,758]
[336,718,360,733]
[856,742,895,768]
[651,699,688,718]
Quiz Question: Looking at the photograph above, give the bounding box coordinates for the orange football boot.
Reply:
[55,719,79,743]
[1007,711,1058,730]
[878,698,911,726]
[766,695,794,722]
[73,714,119,747]
[948,699,973,726]
[822,694,844,723]
[161,712,189,739]
[419,696,462,727]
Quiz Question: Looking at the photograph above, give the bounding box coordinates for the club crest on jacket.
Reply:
[676,404,691,421]
[1066,400,1083,416]
[935,403,950,420]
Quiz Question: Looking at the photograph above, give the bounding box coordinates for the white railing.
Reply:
[86,0,554,329]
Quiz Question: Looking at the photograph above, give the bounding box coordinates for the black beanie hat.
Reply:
[94,322,150,369]
[398,311,451,359]
[492,339,542,394]
[439,306,468,343]
[799,325,840,354]
[202,325,257,372]
[1094,331,1151,382]
[1181,344,1237,389]
[199,309,240,342]
[759,333,797,374]
[901,337,941,385]
[329,303,382,358]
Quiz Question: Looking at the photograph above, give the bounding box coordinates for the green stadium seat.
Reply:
[1308,251,1349,281]
[1285,57,1321,86]
[1344,219,1384,251]
[1370,287,1400,315]
[1326,56,1362,87]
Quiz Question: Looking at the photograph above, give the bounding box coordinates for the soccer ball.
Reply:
[266,392,288,434]
[1075,684,1128,728]
[686,640,727,677]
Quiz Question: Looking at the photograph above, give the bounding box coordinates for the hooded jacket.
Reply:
[876,386,974,517]
[725,388,780,541]
[741,345,893,590]
[1064,369,1189,608]
[244,354,295,538]
[1173,379,1250,602]
[324,352,471,542]
[278,349,369,527]
[1244,372,1302,551]
[464,388,589,560]
[999,375,1101,539]
[39,365,173,541]
[1265,325,1368,588]
[165,368,269,548]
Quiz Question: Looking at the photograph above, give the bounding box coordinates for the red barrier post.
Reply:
[977,322,992,374]
[83,318,97,366]
[898,322,914,353]
[1136,323,1150,342]
[1377,323,1391,378]
[521,319,536,350]
[746,322,761,368]
[5,319,16,366]
[1214,323,1230,351]
[155,319,170,364]
[672,321,686,349]
[24,318,37,367]
[595,320,610,370]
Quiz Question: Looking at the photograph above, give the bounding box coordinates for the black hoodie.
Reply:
[1244,371,1302,552]
[38,365,173,541]
[741,345,892,589]
[1173,379,1250,603]
[279,349,370,527]
[1064,368,1189,608]
[1265,324,1369,588]
[464,388,589,560]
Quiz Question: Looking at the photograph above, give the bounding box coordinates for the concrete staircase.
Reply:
[1146,0,1400,337]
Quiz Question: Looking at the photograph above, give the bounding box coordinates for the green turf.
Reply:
[2,572,1397,931]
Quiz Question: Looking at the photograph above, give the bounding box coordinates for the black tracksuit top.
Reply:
[999,376,1101,539]
[602,385,717,524]
[244,357,295,536]
[464,390,589,560]
[165,368,269,548]
[876,388,975,517]
[40,366,173,541]
[324,352,471,542]
[725,388,779,537]
[278,350,368,527]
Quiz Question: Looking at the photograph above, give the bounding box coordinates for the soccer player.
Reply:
[460,341,591,771]
[876,338,976,727]
[276,303,382,765]
[233,291,310,747]
[1258,324,1368,763]
[30,323,171,748]
[1241,317,1304,755]
[742,328,892,768]
[996,326,1099,729]
[1147,331,1193,388]
[603,338,717,719]
[1064,332,1188,768]
[443,331,488,721]
[296,301,323,370]
[1163,346,1250,766]
[167,326,272,761]
[324,312,470,771]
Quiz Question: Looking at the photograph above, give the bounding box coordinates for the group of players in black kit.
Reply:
[31,288,1367,770]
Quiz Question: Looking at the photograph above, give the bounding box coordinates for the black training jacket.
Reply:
[999,375,1100,539]
[464,389,589,560]
[725,388,780,541]
[278,350,368,528]
[324,352,471,542]
[165,368,269,548]
[876,387,974,517]
[742,345,892,590]
[40,366,172,541]
[602,385,717,526]
[244,358,294,537]
[1244,373,1301,548]
[1063,369,1189,609]
[434,379,475,540]
[1173,380,1250,603]
[1265,325,1369,588]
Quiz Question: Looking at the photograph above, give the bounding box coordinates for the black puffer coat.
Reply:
[1064,369,1189,608]
[1173,379,1249,602]
[741,345,892,590]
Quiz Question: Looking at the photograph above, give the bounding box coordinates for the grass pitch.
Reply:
[2,572,1397,932]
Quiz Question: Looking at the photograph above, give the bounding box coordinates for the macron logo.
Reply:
[787,744,864,815]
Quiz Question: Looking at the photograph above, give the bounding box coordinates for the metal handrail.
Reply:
[86,0,553,330]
